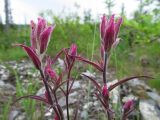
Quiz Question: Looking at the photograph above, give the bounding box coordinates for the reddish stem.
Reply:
[66,60,74,120]
[39,69,53,105]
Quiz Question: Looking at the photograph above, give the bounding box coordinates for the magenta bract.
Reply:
[15,44,41,69]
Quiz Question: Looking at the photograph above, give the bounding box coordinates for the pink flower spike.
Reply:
[40,26,55,53]
[69,44,77,57]
[100,14,122,53]
[15,44,41,69]
[102,84,109,99]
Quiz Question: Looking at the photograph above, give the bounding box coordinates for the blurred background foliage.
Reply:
[0,0,160,90]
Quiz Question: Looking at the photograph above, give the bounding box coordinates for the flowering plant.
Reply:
[14,15,151,120]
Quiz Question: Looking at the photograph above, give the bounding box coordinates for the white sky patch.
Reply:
[0,0,139,24]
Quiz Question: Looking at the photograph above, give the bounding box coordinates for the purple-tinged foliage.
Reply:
[13,14,153,120]
[108,76,153,91]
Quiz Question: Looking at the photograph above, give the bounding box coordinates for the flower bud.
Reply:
[102,84,109,99]
[54,113,59,120]
[123,100,134,113]
[69,44,77,57]
[45,67,57,79]
[45,57,57,80]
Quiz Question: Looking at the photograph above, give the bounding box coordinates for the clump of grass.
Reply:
[0,98,12,120]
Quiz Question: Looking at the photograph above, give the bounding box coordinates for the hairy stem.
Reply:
[102,53,112,120]
[103,53,108,84]
[107,111,112,120]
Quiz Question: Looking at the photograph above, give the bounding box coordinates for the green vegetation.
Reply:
[0,97,12,120]
[14,70,44,120]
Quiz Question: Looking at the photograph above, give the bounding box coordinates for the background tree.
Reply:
[153,0,160,20]
[105,0,114,16]
[120,3,125,17]
[4,0,13,31]
[83,9,92,24]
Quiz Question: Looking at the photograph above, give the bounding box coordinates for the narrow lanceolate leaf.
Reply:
[12,95,49,105]
[75,56,103,72]
[108,76,153,91]
[15,44,41,69]
[94,92,108,109]
[40,26,55,53]
[82,74,101,93]
[51,48,64,64]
